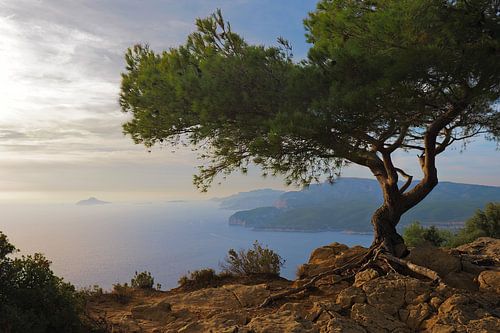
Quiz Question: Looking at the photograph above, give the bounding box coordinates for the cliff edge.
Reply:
[86,238,500,332]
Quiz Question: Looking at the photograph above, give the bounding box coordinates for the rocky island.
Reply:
[76,197,111,206]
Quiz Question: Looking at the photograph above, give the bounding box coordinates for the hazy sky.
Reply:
[0,0,499,203]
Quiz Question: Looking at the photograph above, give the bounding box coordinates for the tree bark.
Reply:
[371,203,408,258]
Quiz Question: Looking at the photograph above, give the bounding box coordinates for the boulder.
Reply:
[336,286,366,309]
[362,278,405,316]
[466,316,500,333]
[442,271,478,291]
[406,244,461,277]
[350,303,410,333]
[303,243,367,277]
[309,243,349,264]
[400,303,433,330]
[423,293,500,332]
[477,270,500,294]
[456,237,500,258]
[438,294,474,323]
[353,269,379,288]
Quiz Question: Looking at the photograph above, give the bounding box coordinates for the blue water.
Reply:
[0,201,373,289]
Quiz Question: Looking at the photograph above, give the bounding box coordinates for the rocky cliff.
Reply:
[87,238,500,332]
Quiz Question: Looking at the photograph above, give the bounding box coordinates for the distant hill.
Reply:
[228,178,500,232]
[214,189,285,210]
[76,197,110,206]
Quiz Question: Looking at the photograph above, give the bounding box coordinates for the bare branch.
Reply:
[395,168,413,194]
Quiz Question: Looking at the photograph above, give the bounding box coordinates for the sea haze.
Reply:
[0,201,373,290]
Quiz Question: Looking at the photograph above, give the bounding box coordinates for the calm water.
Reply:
[0,201,373,289]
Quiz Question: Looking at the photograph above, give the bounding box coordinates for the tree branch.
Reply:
[395,168,413,194]
[435,127,453,155]
[384,126,408,153]
[401,144,425,151]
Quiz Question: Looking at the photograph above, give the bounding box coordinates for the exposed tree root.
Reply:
[260,244,447,308]
[381,253,441,283]
[259,245,382,307]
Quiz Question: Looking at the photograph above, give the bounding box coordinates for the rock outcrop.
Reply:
[87,238,500,332]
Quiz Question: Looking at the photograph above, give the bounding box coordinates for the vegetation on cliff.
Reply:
[403,202,500,248]
[0,232,84,333]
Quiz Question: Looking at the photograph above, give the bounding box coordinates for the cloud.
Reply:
[0,0,497,203]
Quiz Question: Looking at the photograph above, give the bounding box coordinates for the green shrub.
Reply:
[130,270,154,289]
[0,231,84,332]
[220,241,285,276]
[402,222,426,247]
[403,203,500,248]
[178,268,222,289]
[449,202,500,247]
[402,222,453,247]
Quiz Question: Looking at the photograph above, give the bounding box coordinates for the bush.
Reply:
[220,241,284,276]
[178,268,222,289]
[0,231,84,332]
[402,222,453,247]
[130,270,154,289]
[403,203,500,248]
[449,202,500,247]
[111,283,133,304]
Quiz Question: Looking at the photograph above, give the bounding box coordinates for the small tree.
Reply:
[402,222,426,247]
[423,226,448,247]
[130,270,155,289]
[221,241,284,276]
[403,222,454,248]
[451,202,500,246]
[120,1,499,257]
[464,202,500,239]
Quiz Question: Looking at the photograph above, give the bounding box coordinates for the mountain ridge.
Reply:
[223,178,500,232]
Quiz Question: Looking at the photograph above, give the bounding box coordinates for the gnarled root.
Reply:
[259,245,382,308]
[381,253,441,283]
[260,244,444,308]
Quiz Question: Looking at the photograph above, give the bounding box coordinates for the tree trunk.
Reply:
[371,204,408,258]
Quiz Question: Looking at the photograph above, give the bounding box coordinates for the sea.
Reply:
[0,201,373,290]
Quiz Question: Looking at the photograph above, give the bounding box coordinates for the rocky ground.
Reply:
[86,238,500,332]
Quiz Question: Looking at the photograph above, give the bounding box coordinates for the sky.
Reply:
[0,0,498,204]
